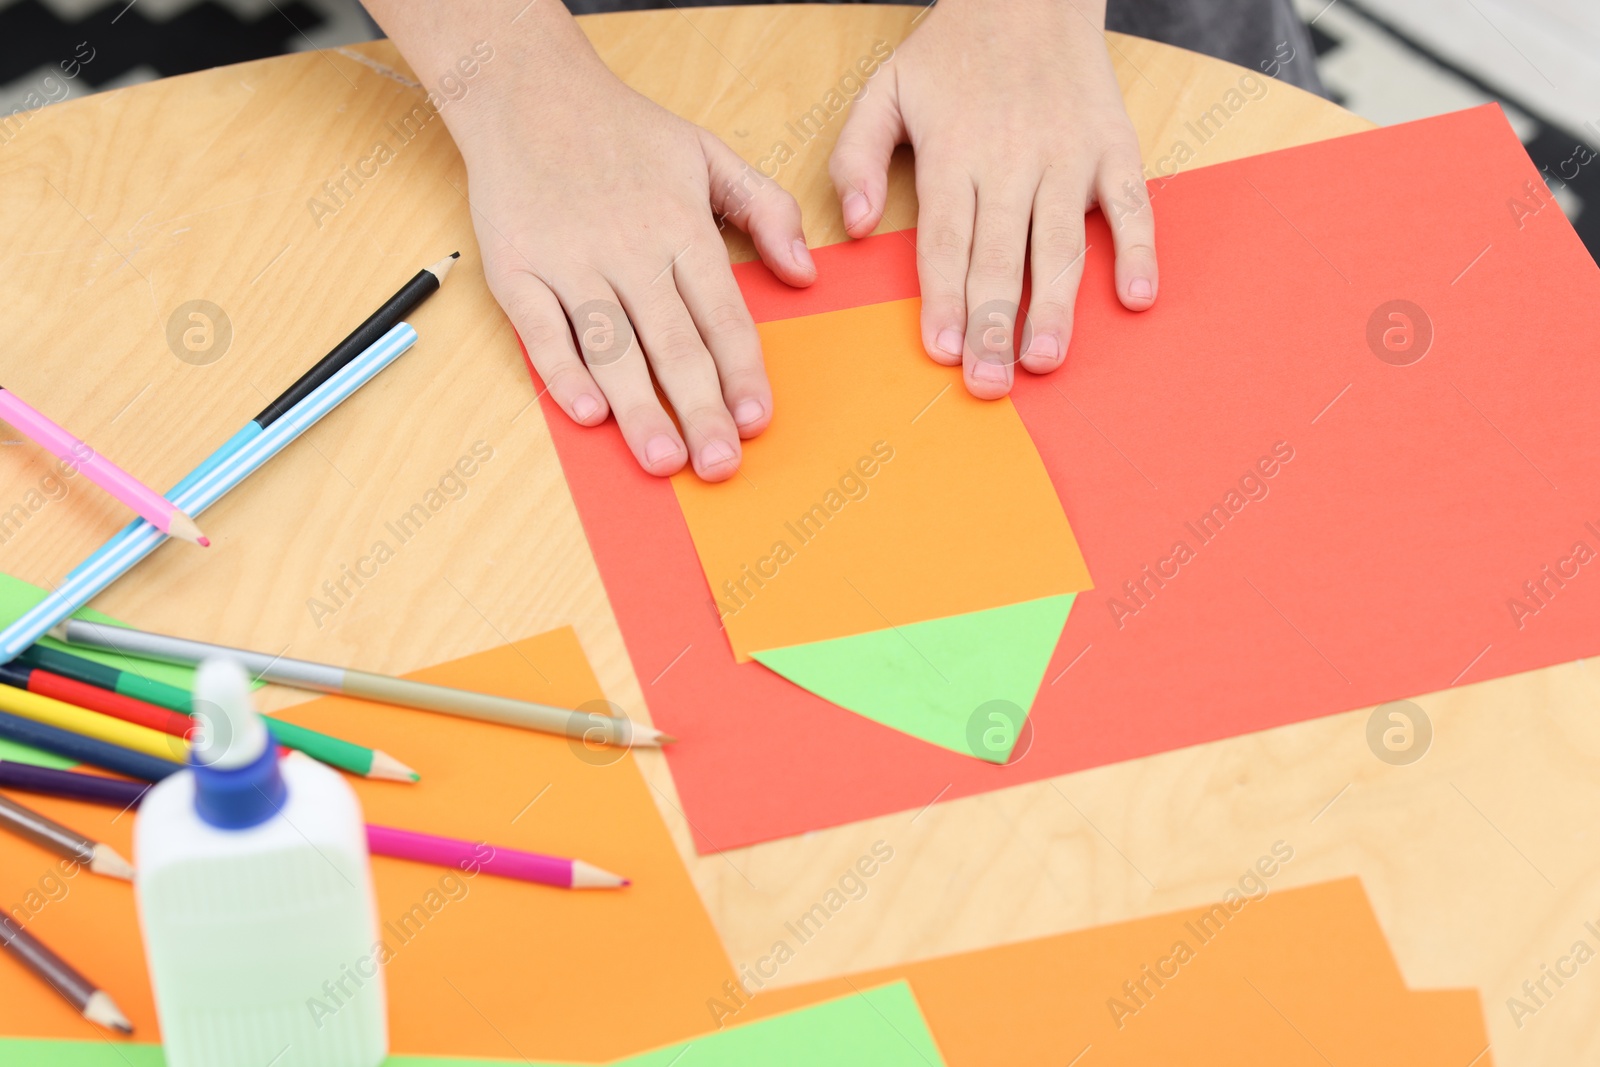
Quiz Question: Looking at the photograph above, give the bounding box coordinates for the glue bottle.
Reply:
[135,657,387,1067]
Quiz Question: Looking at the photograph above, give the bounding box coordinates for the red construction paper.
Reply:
[536,104,1600,852]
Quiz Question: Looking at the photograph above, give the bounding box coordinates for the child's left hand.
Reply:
[828,0,1159,398]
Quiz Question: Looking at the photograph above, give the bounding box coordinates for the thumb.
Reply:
[700,130,816,287]
[828,70,903,238]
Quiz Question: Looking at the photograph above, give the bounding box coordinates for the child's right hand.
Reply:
[368,1,816,481]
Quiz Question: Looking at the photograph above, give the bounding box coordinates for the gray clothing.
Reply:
[560,0,1326,96]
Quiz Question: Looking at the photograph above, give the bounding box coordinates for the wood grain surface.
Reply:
[0,6,1588,1061]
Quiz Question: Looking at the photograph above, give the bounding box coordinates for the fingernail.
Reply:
[936,328,964,358]
[842,192,870,230]
[733,399,765,428]
[700,439,738,471]
[1129,277,1154,301]
[645,435,681,466]
[791,239,815,274]
[971,360,1008,384]
[573,394,600,421]
[1024,335,1060,364]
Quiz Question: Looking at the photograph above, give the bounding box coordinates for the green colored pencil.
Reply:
[18,645,416,782]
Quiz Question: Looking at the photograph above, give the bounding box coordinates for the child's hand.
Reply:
[388,6,815,481]
[829,0,1158,398]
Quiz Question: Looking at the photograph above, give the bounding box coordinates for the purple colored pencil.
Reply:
[364,823,628,890]
[0,761,150,809]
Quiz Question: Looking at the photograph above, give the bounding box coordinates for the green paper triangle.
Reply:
[753,594,1075,762]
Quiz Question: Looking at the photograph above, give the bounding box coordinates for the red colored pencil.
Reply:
[0,662,193,738]
[365,823,628,889]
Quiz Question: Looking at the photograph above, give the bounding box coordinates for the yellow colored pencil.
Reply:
[0,683,185,765]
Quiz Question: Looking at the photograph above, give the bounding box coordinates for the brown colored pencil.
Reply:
[0,792,134,880]
[0,916,132,1033]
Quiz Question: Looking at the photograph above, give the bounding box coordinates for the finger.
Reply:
[674,233,774,439]
[828,69,903,238]
[554,271,688,477]
[620,273,745,482]
[489,268,609,426]
[1095,140,1159,311]
[1023,167,1092,375]
[701,130,815,287]
[962,180,1034,399]
[914,165,976,367]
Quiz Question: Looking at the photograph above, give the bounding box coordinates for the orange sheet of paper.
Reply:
[670,298,1091,661]
[737,878,1490,1066]
[0,627,740,1062]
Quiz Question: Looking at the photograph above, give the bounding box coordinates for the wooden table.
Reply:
[1,6,1592,1062]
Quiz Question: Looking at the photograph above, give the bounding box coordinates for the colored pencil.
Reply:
[0,321,419,661]
[13,647,415,782]
[1,917,132,1034]
[0,661,194,738]
[9,772,630,890]
[0,761,150,809]
[253,252,458,426]
[0,682,186,764]
[40,252,459,583]
[18,645,183,716]
[51,619,676,748]
[365,823,628,889]
[0,710,179,781]
[0,792,134,879]
[0,386,207,546]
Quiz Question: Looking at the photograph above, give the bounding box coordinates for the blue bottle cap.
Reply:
[192,738,287,829]
[189,658,287,830]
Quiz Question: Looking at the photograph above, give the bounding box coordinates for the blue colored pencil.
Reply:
[0,323,419,660]
[63,255,456,582]
[0,710,181,782]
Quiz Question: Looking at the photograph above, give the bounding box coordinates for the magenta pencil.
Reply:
[0,387,207,546]
[365,823,628,889]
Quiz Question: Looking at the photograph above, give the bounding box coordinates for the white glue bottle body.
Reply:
[135,658,387,1067]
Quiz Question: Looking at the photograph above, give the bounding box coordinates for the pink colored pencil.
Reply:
[0,387,207,546]
[365,823,629,889]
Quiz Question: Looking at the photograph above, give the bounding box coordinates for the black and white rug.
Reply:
[1302,0,1598,259]
[0,0,374,114]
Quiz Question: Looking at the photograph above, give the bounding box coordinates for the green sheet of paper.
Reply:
[753,594,1075,761]
[0,572,212,690]
[622,981,942,1066]
[0,982,944,1067]
[0,572,261,767]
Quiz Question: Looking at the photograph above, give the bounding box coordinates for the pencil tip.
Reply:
[625,725,675,748]
[571,860,630,888]
[167,511,209,546]
[427,253,460,284]
[84,991,133,1034]
[197,537,211,547]
[367,750,421,783]
[47,623,69,642]
[92,845,136,881]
